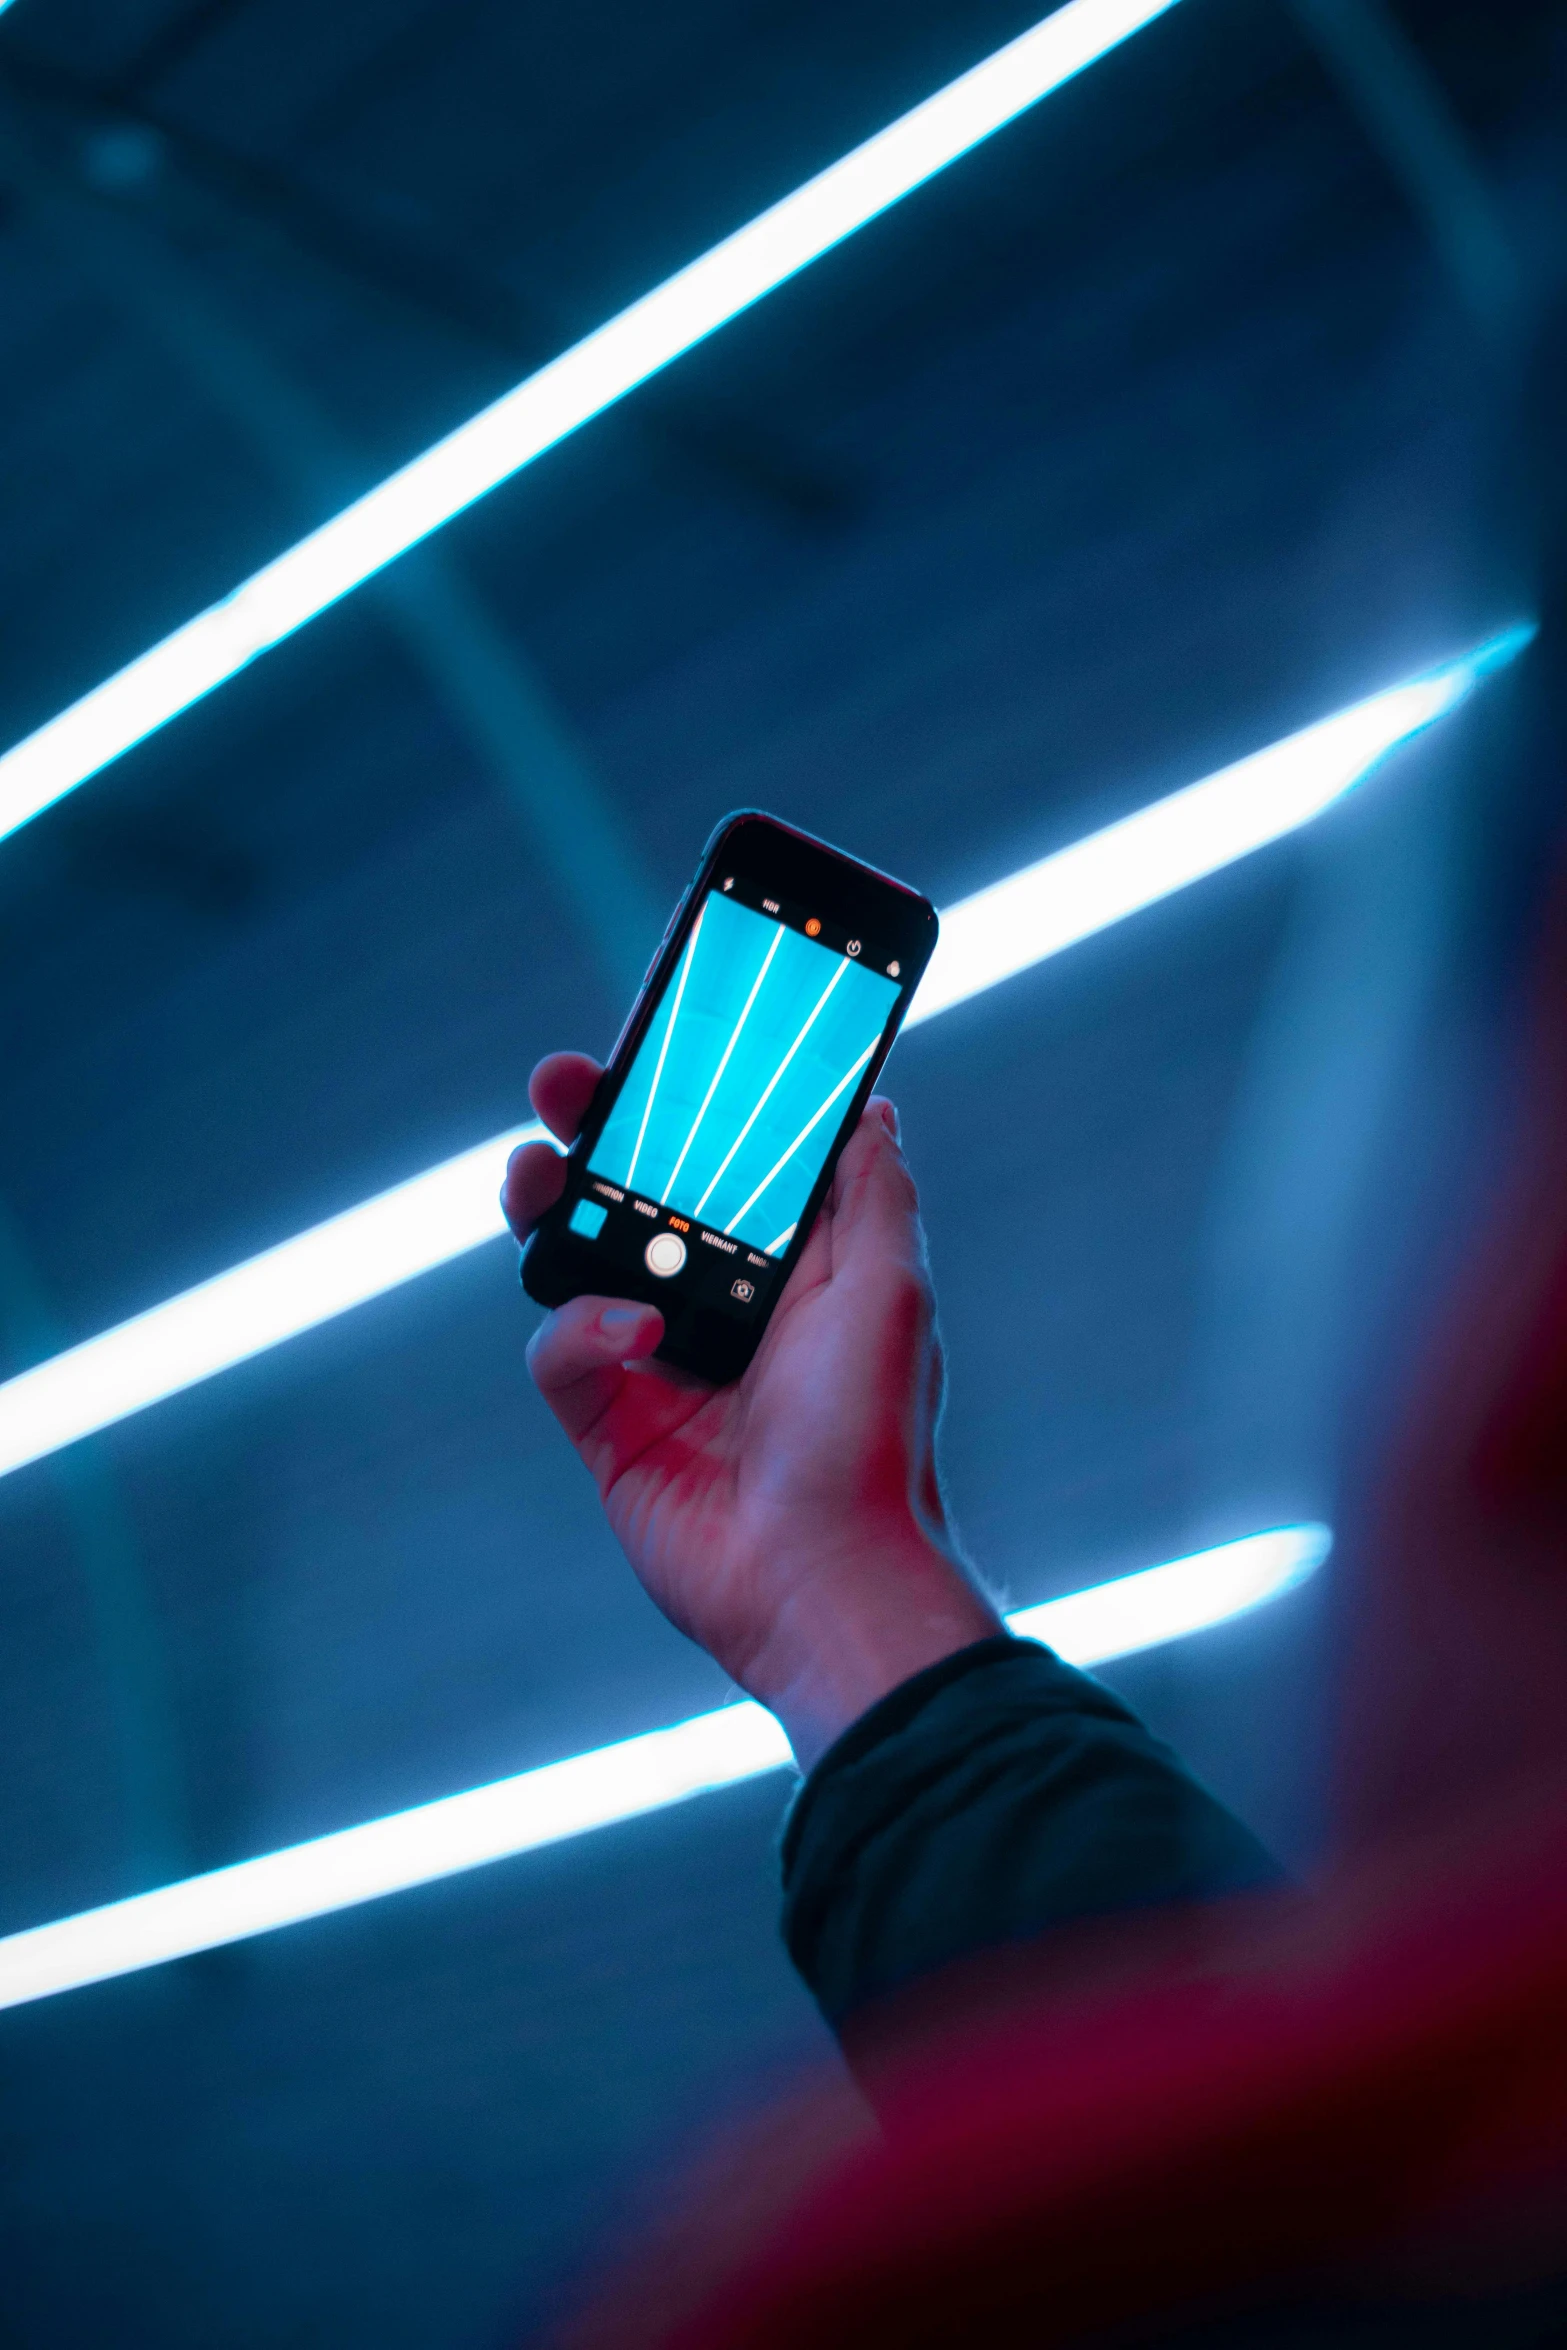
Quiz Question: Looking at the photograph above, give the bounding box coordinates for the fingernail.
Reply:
[874,1098,900,1140]
[599,1306,645,1337]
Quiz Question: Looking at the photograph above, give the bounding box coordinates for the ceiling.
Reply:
[0,1,1563,2341]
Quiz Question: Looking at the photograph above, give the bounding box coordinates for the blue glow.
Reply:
[0,1524,1327,2011]
[0,0,1185,851]
[0,634,1528,1484]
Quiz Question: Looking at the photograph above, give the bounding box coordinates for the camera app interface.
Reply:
[572,878,903,1317]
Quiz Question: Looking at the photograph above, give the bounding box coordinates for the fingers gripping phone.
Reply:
[521,811,938,1385]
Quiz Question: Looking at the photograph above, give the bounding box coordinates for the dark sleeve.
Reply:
[780,1635,1282,2031]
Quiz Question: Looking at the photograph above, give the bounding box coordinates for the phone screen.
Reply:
[568,873,903,1308]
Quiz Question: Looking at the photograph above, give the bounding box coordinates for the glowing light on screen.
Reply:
[665,925,784,1197]
[0,0,1183,852]
[0,636,1522,1483]
[624,908,705,1193]
[0,1525,1328,2011]
[691,960,849,1221]
[722,1039,879,1236]
[594,891,898,1247]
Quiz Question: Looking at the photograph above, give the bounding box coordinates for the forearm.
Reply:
[742,1531,1003,1772]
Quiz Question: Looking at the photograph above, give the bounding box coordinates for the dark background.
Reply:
[0,2,1562,2340]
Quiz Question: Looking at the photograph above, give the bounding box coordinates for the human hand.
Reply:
[504,1054,1001,1768]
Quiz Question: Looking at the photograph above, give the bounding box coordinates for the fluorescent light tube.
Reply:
[0,1524,1329,2010]
[1004,1522,1328,1656]
[0,0,1182,851]
[0,1125,546,1480]
[0,635,1521,1483]
[906,637,1517,1026]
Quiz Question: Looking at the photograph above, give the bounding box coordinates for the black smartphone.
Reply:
[521,810,939,1385]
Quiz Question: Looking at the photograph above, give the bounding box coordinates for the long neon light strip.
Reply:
[0,0,1182,849]
[905,636,1523,1023]
[0,1525,1328,2010]
[0,634,1522,1485]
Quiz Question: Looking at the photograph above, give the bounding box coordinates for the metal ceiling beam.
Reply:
[1191,703,1475,1539]
[0,107,662,995]
[106,0,248,100]
[0,1195,190,1894]
[1189,2,1528,1551]
[0,41,856,528]
[0,2,1187,854]
[1290,0,1522,342]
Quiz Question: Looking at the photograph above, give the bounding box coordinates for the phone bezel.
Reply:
[520,810,938,1383]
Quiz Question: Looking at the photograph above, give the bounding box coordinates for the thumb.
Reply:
[527,1296,663,1445]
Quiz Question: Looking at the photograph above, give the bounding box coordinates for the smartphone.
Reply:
[521,811,938,1385]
